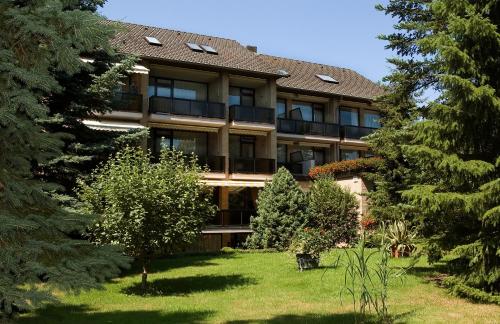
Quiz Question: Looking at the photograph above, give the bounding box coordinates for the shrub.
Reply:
[308,176,359,247]
[387,220,417,258]
[309,157,383,178]
[78,147,216,291]
[246,167,309,250]
[289,227,329,258]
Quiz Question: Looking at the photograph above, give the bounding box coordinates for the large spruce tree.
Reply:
[377,0,499,300]
[0,0,131,317]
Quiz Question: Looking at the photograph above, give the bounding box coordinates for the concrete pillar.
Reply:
[268,79,278,169]
[139,73,149,124]
[219,187,229,225]
[219,73,230,176]
[138,72,150,151]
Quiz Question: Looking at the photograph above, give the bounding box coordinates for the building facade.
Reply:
[86,21,384,251]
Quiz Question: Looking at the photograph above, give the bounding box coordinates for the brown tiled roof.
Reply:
[260,55,384,101]
[109,20,384,101]
[109,21,280,77]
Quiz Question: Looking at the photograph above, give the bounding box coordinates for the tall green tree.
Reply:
[39,51,147,201]
[367,0,436,224]
[0,0,130,317]
[78,147,217,291]
[377,0,500,300]
[246,167,309,250]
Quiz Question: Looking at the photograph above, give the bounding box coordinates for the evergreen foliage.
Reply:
[246,167,309,250]
[0,0,132,317]
[377,0,500,299]
[308,176,359,246]
[78,147,217,290]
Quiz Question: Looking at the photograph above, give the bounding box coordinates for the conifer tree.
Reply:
[0,0,131,317]
[246,167,309,250]
[377,0,500,300]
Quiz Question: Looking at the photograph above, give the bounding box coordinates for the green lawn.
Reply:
[20,250,499,323]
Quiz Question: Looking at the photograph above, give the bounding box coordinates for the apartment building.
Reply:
[86,21,384,251]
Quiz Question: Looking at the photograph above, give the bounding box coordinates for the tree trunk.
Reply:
[141,259,148,292]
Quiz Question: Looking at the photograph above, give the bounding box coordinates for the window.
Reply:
[291,102,313,121]
[277,99,287,118]
[339,107,359,126]
[313,103,324,122]
[340,149,360,161]
[153,130,208,157]
[148,78,207,101]
[316,74,339,84]
[173,80,207,101]
[229,135,255,158]
[314,149,325,165]
[277,69,289,76]
[229,187,256,210]
[116,76,139,94]
[277,144,287,163]
[229,87,255,106]
[145,36,162,46]
[364,110,381,128]
[290,101,324,122]
[200,45,218,54]
[186,42,203,52]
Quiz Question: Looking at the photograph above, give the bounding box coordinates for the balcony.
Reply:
[229,158,275,174]
[153,153,225,173]
[198,155,225,173]
[277,118,339,137]
[229,105,274,124]
[209,209,254,227]
[149,96,225,119]
[341,125,378,140]
[112,92,143,112]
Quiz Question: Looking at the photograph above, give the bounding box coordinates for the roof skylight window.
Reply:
[316,74,339,84]
[200,45,218,54]
[145,36,162,46]
[186,42,204,52]
[277,69,289,76]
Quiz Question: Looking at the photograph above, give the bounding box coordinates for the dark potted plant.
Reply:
[289,228,328,271]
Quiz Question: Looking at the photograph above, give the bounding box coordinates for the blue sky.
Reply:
[99,0,395,83]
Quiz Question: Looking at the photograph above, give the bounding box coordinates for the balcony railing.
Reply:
[198,155,225,173]
[229,105,275,124]
[277,118,340,137]
[149,96,225,119]
[152,153,225,173]
[341,125,378,140]
[112,92,143,113]
[229,158,275,174]
[209,209,254,226]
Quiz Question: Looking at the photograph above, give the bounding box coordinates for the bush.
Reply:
[309,157,383,178]
[308,176,359,247]
[289,227,329,258]
[246,167,309,250]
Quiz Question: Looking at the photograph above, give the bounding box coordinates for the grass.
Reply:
[20,250,500,323]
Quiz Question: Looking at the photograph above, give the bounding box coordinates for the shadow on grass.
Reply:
[226,313,378,324]
[121,274,256,296]
[226,310,416,324]
[123,251,236,276]
[19,305,214,324]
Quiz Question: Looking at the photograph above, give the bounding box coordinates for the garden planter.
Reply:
[296,253,320,271]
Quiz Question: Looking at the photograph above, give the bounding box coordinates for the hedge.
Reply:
[308,157,384,178]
